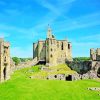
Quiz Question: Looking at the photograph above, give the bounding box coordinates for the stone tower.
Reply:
[0,38,10,82]
[33,26,73,66]
[90,48,100,61]
[46,26,57,66]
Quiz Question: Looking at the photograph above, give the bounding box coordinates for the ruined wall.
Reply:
[90,48,100,61]
[38,41,46,61]
[0,38,10,82]
[33,43,38,59]
[67,61,92,74]
[67,60,100,79]
[57,40,72,64]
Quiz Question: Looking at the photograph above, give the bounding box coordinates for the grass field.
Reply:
[0,66,100,100]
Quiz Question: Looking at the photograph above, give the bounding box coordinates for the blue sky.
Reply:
[0,0,100,58]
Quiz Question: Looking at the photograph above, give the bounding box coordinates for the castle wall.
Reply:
[38,41,46,61]
[56,40,72,64]
[33,27,73,66]
[0,39,10,82]
[96,48,100,61]
[90,48,100,61]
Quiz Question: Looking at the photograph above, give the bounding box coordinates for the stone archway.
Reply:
[3,67,6,80]
[97,67,100,78]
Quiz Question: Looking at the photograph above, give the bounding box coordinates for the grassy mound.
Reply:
[31,64,76,79]
[0,67,100,100]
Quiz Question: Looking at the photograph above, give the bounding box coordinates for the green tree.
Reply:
[12,57,21,65]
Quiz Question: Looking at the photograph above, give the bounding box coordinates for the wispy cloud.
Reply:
[33,0,76,30]
[53,12,100,32]
[0,23,40,39]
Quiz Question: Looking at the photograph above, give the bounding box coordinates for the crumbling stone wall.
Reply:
[15,57,38,70]
[67,61,92,74]
[90,48,100,61]
[0,38,10,82]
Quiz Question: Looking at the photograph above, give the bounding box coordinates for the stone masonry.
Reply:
[90,48,100,61]
[33,26,73,66]
[0,38,10,82]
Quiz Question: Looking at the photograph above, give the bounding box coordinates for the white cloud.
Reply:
[33,0,76,30]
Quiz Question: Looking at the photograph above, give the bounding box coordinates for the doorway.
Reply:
[3,67,6,80]
[65,75,72,81]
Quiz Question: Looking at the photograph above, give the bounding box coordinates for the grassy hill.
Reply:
[31,64,76,79]
[0,66,100,100]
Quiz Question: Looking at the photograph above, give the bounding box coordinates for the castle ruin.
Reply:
[90,48,100,78]
[90,48,100,61]
[33,27,72,66]
[0,38,10,82]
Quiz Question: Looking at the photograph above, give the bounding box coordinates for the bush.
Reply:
[12,57,21,65]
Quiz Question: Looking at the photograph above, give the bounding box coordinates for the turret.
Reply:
[47,25,55,39]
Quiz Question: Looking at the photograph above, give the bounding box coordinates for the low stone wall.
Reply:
[10,57,38,72]
[15,57,38,70]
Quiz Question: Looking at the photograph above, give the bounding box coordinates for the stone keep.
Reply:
[0,38,10,82]
[90,48,100,61]
[33,27,72,66]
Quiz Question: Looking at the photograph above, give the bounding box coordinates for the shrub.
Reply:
[12,57,21,65]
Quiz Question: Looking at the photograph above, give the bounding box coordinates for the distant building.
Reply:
[33,26,72,66]
[90,48,100,61]
[0,38,10,82]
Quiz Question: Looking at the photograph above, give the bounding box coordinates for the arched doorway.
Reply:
[3,67,6,80]
[97,67,100,78]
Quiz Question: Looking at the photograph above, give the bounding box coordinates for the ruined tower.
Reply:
[46,26,57,66]
[33,26,72,66]
[0,38,10,82]
[90,48,100,61]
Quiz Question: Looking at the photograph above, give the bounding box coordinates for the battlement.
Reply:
[90,48,100,61]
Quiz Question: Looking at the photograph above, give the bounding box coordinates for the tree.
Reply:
[12,57,21,65]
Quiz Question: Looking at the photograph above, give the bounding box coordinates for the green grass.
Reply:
[31,64,76,79]
[0,66,100,100]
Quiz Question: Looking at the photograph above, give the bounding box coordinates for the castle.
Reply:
[0,38,10,82]
[33,26,72,66]
[90,48,100,61]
